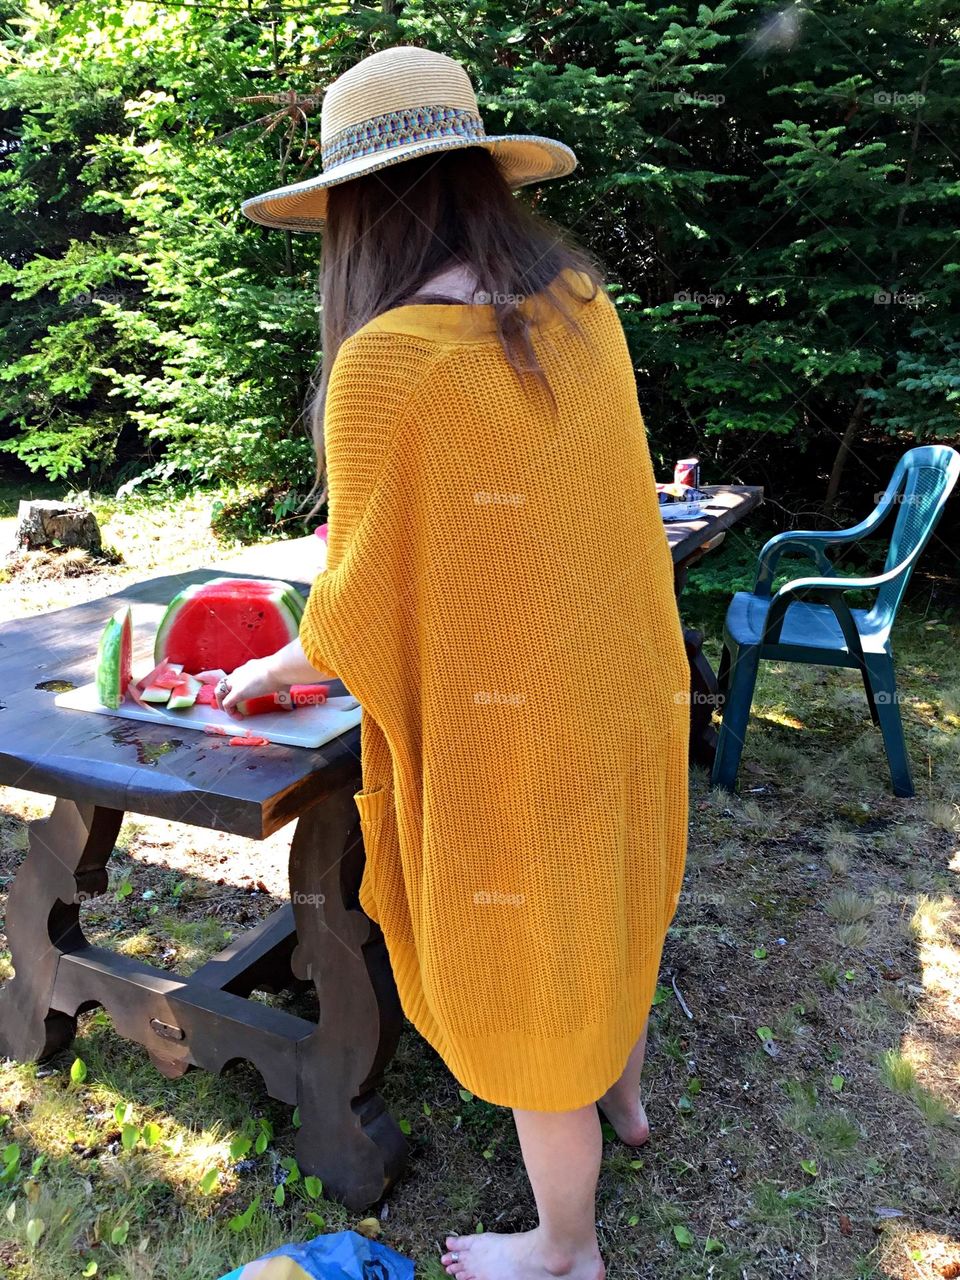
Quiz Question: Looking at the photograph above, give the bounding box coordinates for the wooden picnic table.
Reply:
[667,484,764,765]
[0,542,402,1210]
[0,483,760,1208]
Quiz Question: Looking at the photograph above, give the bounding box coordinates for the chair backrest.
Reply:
[866,445,960,633]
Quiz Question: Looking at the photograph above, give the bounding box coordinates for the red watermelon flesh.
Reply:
[289,684,329,706]
[236,693,292,717]
[119,614,132,702]
[154,586,299,672]
[154,667,187,690]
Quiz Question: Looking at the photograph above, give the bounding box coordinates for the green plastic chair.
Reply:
[711,445,960,797]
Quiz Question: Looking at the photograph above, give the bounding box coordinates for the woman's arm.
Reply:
[267,636,336,685]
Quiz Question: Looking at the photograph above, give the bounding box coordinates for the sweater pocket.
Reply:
[354,784,387,921]
[354,783,387,831]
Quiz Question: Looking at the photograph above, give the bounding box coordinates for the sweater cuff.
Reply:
[298,612,339,680]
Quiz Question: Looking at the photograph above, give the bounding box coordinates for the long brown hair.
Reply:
[301,145,605,519]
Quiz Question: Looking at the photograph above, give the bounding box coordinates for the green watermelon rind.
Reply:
[96,605,132,710]
[141,685,172,704]
[153,578,303,668]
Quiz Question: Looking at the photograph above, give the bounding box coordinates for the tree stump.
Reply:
[15,501,102,552]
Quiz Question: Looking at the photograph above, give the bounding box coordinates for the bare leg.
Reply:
[596,1019,650,1146]
[441,1104,605,1280]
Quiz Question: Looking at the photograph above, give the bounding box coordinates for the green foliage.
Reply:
[0,0,957,522]
[0,0,323,504]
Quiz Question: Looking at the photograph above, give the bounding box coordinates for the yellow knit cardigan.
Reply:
[299,268,690,1112]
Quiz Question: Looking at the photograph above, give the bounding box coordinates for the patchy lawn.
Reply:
[0,487,957,1280]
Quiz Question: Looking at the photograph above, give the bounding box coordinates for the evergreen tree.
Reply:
[0,0,956,527]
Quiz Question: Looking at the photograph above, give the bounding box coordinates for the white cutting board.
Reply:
[55,680,363,749]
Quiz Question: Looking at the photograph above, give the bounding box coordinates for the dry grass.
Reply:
[0,482,252,620]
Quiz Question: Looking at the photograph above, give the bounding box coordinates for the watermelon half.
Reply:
[153,578,302,672]
[96,605,133,709]
[174,577,305,623]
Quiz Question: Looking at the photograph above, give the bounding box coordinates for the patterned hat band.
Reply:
[322,105,486,170]
[241,46,578,231]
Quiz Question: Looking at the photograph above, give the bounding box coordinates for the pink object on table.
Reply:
[314,523,328,541]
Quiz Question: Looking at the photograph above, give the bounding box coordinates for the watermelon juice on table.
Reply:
[94,577,328,715]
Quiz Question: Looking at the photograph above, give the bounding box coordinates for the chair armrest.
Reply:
[772,562,916,595]
[754,533,837,594]
[754,499,897,596]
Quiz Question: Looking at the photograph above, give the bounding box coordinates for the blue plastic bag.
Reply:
[218,1230,414,1280]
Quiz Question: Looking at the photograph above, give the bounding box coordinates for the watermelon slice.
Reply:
[141,683,171,704]
[137,659,184,691]
[137,659,183,704]
[194,668,228,684]
[126,678,150,710]
[140,686,172,706]
[231,685,331,715]
[153,579,301,672]
[236,693,292,717]
[292,683,328,706]
[168,673,202,709]
[96,606,133,710]
[153,666,186,690]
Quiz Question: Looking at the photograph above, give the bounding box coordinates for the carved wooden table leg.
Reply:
[685,627,720,770]
[673,542,725,772]
[0,798,121,1061]
[289,784,407,1209]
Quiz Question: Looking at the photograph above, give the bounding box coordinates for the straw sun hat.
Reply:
[240,45,577,232]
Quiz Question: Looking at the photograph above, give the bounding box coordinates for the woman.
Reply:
[227,45,690,1280]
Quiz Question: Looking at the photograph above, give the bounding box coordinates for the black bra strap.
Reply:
[402,291,483,305]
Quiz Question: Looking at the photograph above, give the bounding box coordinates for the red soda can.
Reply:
[674,457,700,489]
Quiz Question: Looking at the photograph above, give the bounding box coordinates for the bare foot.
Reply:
[595,1086,650,1147]
[441,1225,605,1280]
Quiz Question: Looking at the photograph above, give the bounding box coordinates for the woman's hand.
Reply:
[216,655,284,719]
[215,638,336,718]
